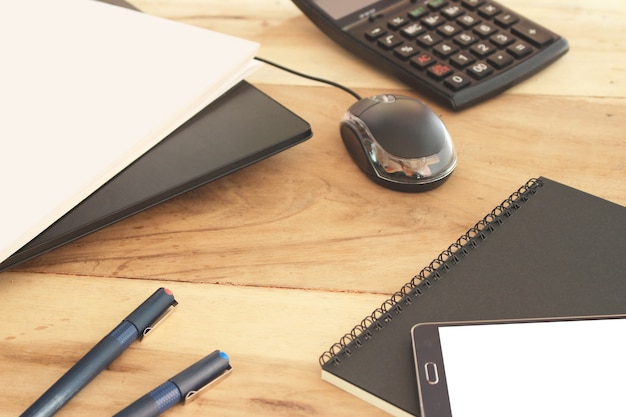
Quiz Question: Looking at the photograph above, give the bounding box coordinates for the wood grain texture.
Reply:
[1,0,625,416]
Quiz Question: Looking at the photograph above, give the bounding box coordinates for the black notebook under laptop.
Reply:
[1,80,311,271]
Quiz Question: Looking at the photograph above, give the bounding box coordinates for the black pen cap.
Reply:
[124,288,177,335]
[171,350,231,395]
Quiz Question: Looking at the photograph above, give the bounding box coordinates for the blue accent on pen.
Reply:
[110,321,140,349]
[149,381,182,412]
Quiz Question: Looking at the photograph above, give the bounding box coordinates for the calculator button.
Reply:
[388,16,409,30]
[444,73,472,91]
[402,23,426,38]
[365,27,387,40]
[470,41,496,58]
[478,3,501,18]
[428,0,448,11]
[434,42,459,58]
[467,61,494,79]
[442,5,464,19]
[422,14,445,29]
[511,21,554,47]
[457,14,481,29]
[474,22,498,38]
[495,13,519,28]
[490,32,515,47]
[417,32,443,48]
[488,51,514,69]
[394,44,420,60]
[428,63,454,80]
[378,34,403,50]
[462,0,486,10]
[450,52,476,68]
[454,32,479,47]
[408,6,429,20]
[410,53,436,69]
[507,41,533,58]
[438,23,462,37]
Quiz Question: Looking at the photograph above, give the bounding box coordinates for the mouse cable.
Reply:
[254,56,362,101]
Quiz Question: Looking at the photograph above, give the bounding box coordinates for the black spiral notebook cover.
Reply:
[319,177,626,417]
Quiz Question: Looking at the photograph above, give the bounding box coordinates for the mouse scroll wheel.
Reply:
[372,94,396,103]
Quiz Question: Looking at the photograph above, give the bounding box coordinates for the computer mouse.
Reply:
[340,94,457,192]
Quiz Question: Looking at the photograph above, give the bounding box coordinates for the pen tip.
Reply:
[219,351,229,362]
[164,288,173,296]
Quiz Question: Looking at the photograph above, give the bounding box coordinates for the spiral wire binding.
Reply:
[319,178,544,366]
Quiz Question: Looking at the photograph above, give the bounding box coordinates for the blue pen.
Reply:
[21,288,178,417]
[114,350,232,417]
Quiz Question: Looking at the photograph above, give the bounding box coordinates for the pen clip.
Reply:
[141,300,178,339]
[183,365,233,404]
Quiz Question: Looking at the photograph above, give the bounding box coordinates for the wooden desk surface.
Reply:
[2,0,625,415]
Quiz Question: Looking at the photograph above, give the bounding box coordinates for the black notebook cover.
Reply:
[0,80,311,271]
[319,177,626,416]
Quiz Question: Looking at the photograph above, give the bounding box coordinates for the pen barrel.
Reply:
[113,351,230,417]
[113,381,181,417]
[20,321,138,417]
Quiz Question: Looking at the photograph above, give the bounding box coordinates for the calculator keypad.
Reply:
[355,0,560,101]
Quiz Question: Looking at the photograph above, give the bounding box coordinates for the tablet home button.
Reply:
[425,362,440,385]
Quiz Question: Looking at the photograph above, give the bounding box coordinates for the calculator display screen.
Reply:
[312,0,394,21]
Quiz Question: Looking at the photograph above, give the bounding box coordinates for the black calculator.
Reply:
[291,0,568,110]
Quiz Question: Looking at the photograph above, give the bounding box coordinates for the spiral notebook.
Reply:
[319,177,626,417]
